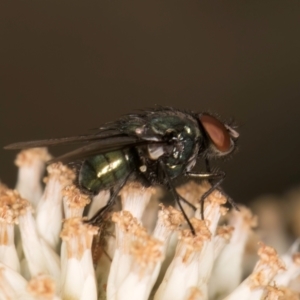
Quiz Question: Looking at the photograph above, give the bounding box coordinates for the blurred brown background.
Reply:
[1,1,300,204]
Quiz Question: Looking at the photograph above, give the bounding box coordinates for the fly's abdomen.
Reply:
[79,149,136,193]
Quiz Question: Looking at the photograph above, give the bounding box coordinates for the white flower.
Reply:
[0,187,21,272]
[0,148,299,300]
[223,243,286,300]
[60,217,98,300]
[15,148,51,208]
[209,206,257,300]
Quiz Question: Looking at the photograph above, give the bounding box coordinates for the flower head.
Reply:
[0,148,299,300]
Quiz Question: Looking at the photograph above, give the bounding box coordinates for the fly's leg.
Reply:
[205,158,211,173]
[159,160,196,235]
[186,170,239,219]
[87,173,132,226]
[185,171,225,219]
[205,158,238,210]
[87,186,121,226]
[178,196,197,211]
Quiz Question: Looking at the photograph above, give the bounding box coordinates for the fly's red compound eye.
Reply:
[200,115,231,152]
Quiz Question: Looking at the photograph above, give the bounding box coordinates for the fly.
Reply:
[5,107,239,234]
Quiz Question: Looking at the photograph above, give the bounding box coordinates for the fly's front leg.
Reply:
[204,158,228,198]
[205,158,211,174]
[185,170,228,219]
[204,158,239,211]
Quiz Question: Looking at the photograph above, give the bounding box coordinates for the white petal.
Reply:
[15,148,51,208]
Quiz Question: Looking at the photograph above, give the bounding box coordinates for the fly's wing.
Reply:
[4,129,121,150]
[49,136,148,164]
[5,133,149,164]
[5,108,176,151]
[4,110,168,164]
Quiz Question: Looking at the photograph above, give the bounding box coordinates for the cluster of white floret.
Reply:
[0,148,299,300]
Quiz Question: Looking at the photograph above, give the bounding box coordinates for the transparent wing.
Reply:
[48,136,148,164]
[4,130,122,150]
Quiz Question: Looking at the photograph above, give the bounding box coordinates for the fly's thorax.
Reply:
[165,164,185,179]
[147,144,165,160]
[79,149,138,193]
[134,115,202,181]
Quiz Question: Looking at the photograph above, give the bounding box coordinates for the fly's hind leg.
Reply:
[87,173,132,227]
[87,186,121,227]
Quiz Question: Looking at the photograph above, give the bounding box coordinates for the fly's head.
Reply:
[197,113,239,159]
